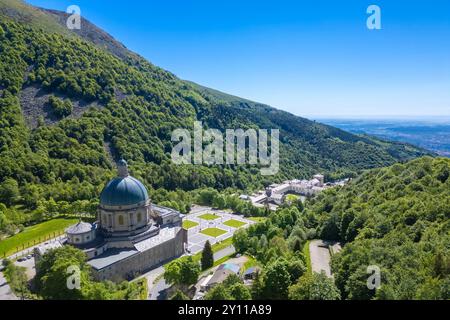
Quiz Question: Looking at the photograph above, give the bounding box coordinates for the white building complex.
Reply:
[249,174,328,207]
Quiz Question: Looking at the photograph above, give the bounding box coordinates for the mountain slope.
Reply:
[0,0,431,215]
[307,156,449,299]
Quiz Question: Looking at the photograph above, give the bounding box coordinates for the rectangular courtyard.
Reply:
[184,206,256,254]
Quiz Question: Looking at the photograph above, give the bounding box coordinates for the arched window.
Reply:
[118,215,124,225]
[137,213,142,223]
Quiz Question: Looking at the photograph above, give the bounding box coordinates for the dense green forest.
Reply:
[228,157,449,300]
[0,0,447,301]
[309,156,449,299]
[0,0,430,236]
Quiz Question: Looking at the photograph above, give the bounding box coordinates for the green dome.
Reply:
[100,176,149,207]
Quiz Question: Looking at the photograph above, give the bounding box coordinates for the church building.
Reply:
[35,160,187,282]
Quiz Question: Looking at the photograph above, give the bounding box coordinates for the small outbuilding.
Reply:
[243,266,261,280]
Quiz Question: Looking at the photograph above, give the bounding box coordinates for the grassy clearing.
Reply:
[303,240,312,275]
[286,194,299,202]
[200,227,227,238]
[223,219,246,228]
[211,237,233,253]
[213,255,233,267]
[243,255,259,270]
[198,213,220,221]
[182,220,198,229]
[0,218,78,257]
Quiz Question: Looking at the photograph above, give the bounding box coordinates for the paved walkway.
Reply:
[185,206,254,254]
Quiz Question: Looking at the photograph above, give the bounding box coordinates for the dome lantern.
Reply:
[118,159,129,177]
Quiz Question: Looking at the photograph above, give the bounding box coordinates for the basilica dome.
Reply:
[99,160,149,207]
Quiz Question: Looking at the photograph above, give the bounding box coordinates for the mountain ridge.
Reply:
[0,0,432,217]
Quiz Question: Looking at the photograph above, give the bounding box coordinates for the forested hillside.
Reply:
[307,157,449,299]
[0,0,430,232]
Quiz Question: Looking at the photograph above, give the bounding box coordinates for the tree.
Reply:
[201,240,214,270]
[33,246,146,300]
[228,282,252,300]
[48,95,73,118]
[319,213,340,241]
[170,289,190,300]
[289,272,340,300]
[232,229,249,254]
[287,258,306,283]
[262,260,292,299]
[0,178,19,206]
[164,256,200,288]
[204,274,251,300]
[204,283,233,300]
[197,189,218,206]
[212,194,226,209]
[292,238,302,252]
[433,252,449,278]
[34,246,90,300]
[3,262,29,300]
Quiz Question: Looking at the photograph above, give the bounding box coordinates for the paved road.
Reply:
[139,266,167,300]
[213,245,235,261]
[0,271,18,300]
[150,277,170,300]
[309,240,333,277]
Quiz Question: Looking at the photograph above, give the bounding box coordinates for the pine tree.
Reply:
[201,240,214,270]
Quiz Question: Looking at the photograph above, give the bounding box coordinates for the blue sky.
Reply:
[27,0,450,118]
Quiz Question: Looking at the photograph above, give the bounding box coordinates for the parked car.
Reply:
[26,255,33,259]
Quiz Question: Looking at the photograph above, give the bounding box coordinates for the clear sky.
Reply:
[27,0,450,118]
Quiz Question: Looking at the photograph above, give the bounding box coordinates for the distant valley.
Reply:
[318,117,450,157]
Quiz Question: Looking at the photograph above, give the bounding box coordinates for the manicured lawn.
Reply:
[200,227,227,237]
[286,194,299,202]
[0,218,78,257]
[182,220,198,229]
[213,254,233,267]
[223,219,246,228]
[198,213,220,221]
